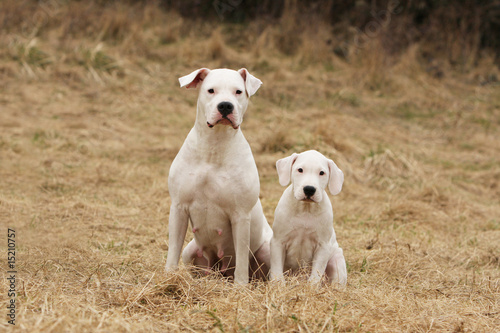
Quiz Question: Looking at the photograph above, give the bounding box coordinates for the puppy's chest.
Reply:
[284,228,319,267]
[280,214,333,267]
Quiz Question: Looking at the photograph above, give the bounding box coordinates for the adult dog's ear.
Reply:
[327,159,344,195]
[179,68,211,89]
[238,68,262,97]
[276,153,299,186]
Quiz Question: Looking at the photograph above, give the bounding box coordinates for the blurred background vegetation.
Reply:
[165,0,500,64]
[1,0,499,70]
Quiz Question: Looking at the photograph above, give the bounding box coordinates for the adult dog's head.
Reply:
[276,150,344,203]
[179,68,262,130]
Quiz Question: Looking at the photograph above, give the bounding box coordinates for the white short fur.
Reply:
[270,150,347,285]
[165,68,272,285]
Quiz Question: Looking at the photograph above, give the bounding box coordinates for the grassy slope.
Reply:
[1,2,499,332]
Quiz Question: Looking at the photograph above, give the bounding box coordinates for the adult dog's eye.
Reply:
[298,168,303,173]
[236,90,242,95]
[208,89,215,94]
[319,171,325,176]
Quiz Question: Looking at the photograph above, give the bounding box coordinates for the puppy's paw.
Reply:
[307,273,323,284]
[270,271,286,282]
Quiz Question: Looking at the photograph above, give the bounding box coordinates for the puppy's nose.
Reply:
[303,186,316,198]
[217,102,234,117]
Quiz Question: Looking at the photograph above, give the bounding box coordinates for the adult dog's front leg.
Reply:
[165,203,189,271]
[231,213,251,285]
[269,237,285,281]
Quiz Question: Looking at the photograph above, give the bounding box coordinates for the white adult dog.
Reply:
[165,68,272,285]
[270,150,347,285]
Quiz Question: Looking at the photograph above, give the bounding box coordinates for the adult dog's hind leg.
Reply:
[251,241,271,279]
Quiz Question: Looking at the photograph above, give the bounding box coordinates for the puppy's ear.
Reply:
[238,68,262,97]
[327,159,344,195]
[179,68,211,89]
[276,153,299,186]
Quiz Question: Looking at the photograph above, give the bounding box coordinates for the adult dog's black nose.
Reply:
[217,102,234,117]
[303,186,316,198]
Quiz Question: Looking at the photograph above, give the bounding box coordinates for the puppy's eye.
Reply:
[236,90,242,95]
[298,168,303,173]
[319,171,325,176]
[208,89,215,94]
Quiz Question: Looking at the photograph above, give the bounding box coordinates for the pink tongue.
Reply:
[218,119,232,126]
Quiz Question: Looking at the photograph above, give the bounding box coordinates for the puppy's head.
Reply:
[179,68,262,130]
[276,150,344,203]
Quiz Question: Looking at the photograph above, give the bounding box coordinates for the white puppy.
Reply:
[165,68,272,285]
[270,150,347,285]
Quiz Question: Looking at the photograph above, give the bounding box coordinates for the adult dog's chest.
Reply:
[178,161,242,206]
[170,147,259,215]
[171,154,257,254]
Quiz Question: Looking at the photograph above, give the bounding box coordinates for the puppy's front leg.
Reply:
[269,237,285,281]
[308,245,332,283]
[165,203,189,271]
[232,213,251,285]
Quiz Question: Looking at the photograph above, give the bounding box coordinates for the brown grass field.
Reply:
[1,1,499,332]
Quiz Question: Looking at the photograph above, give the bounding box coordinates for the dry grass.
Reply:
[1,1,499,332]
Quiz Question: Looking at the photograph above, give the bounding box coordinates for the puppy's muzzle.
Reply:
[303,186,316,200]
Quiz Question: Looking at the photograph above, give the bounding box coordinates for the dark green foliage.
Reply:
[154,0,499,60]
